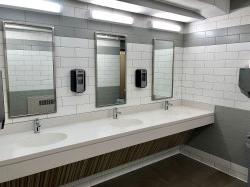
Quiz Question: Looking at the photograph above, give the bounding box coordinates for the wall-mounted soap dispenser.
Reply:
[0,71,5,129]
[135,69,147,88]
[239,68,250,98]
[71,69,86,93]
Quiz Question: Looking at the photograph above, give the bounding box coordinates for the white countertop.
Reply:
[0,105,214,168]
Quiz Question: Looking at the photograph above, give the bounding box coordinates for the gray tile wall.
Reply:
[188,106,250,167]
[184,24,250,47]
[0,7,183,46]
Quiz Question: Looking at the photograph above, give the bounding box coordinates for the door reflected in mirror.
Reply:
[3,22,56,117]
[152,39,174,100]
[95,33,126,107]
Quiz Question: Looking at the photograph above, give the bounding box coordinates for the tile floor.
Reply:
[94,154,247,187]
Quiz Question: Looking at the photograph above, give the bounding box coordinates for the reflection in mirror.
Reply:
[3,22,56,117]
[95,33,126,107]
[152,39,174,100]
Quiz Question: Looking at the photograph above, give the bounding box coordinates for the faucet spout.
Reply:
[34,118,41,133]
[113,107,121,119]
[164,100,173,110]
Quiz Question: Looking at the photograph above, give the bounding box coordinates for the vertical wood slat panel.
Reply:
[0,131,193,187]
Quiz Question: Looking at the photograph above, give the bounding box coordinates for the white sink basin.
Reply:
[109,119,143,126]
[18,133,67,147]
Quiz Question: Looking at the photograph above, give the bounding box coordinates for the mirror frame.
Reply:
[94,32,127,108]
[152,39,174,101]
[2,21,57,118]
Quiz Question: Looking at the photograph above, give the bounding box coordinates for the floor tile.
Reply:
[93,154,246,187]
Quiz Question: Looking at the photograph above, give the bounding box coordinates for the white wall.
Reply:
[182,6,250,111]
[182,43,250,109]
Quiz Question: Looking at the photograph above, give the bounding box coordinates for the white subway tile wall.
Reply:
[0,33,183,124]
[182,2,250,111]
[182,43,250,109]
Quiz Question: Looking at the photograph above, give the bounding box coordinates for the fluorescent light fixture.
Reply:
[91,10,134,25]
[0,0,61,13]
[151,20,182,32]
[154,12,195,23]
[89,0,143,13]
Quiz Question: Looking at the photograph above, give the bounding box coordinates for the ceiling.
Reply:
[155,0,230,18]
[156,0,207,12]
[80,0,231,23]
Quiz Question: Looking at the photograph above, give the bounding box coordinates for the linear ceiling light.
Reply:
[154,12,195,22]
[151,20,182,32]
[81,0,198,23]
[91,10,134,25]
[0,0,61,13]
[88,0,143,13]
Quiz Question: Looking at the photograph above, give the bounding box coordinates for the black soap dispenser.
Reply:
[135,69,147,88]
[71,69,86,93]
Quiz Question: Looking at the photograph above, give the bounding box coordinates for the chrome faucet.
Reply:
[164,100,173,110]
[113,107,121,119]
[34,118,41,133]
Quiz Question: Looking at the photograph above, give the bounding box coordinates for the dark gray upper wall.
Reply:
[184,24,250,47]
[0,7,183,46]
[231,0,250,10]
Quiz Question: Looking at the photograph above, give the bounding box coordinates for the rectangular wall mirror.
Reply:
[3,22,56,118]
[152,39,174,100]
[95,33,126,107]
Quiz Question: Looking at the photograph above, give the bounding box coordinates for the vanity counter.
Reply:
[0,104,214,182]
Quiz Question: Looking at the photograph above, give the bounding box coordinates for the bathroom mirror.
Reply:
[3,22,56,118]
[95,33,126,107]
[152,39,174,100]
